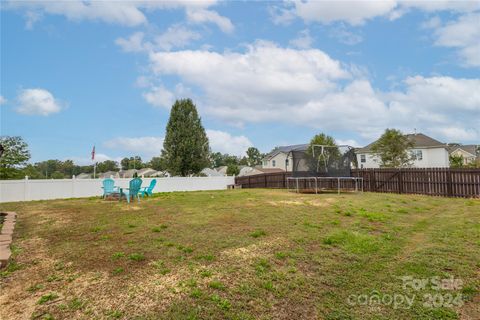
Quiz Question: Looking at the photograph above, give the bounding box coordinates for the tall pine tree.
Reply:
[162,99,210,176]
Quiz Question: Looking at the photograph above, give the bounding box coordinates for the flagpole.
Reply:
[92,145,96,179]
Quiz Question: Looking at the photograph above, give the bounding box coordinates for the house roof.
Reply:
[119,169,137,178]
[201,168,225,177]
[264,144,309,159]
[137,168,158,177]
[448,145,478,157]
[357,133,446,153]
[238,167,284,177]
[76,173,91,179]
[98,171,119,178]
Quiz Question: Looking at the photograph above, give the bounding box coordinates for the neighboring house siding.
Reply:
[357,153,381,169]
[357,148,449,168]
[263,153,291,171]
[450,149,476,165]
[421,148,449,168]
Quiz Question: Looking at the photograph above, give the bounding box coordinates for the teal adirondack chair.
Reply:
[140,179,157,198]
[102,178,119,199]
[120,178,142,203]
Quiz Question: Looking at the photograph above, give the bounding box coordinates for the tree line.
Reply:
[0,98,265,179]
[3,100,477,180]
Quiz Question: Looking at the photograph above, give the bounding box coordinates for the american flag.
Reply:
[91,146,95,161]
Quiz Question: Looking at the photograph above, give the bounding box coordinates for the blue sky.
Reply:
[1,1,479,164]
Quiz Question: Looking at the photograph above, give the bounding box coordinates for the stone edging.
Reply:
[0,212,17,269]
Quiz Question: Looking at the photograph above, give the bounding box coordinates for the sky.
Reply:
[1,0,479,164]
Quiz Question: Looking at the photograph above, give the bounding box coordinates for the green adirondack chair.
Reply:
[140,179,157,197]
[120,178,142,203]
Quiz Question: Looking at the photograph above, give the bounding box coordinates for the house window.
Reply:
[360,155,366,163]
[285,159,289,167]
[272,160,276,167]
[262,160,267,166]
[411,150,423,160]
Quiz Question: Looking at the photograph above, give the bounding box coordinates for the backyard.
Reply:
[0,189,479,320]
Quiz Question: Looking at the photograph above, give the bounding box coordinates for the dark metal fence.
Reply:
[235,168,480,198]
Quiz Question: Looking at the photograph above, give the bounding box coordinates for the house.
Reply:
[118,169,137,178]
[356,133,450,168]
[448,145,478,165]
[75,173,91,179]
[215,166,228,175]
[238,166,285,177]
[98,171,120,179]
[137,168,158,177]
[262,144,309,172]
[201,168,225,177]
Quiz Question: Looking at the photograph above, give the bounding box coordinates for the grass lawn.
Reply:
[0,189,479,320]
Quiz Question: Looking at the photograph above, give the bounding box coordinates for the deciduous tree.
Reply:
[370,129,414,168]
[0,136,31,179]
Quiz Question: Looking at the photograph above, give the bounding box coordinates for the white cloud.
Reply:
[102,130,251,159]
[142,85,174,108]
[206,130,253,156]
[289,29,314,49]
[336,139,361,147]
[8,1,148,27]
[145,41,480,142]
[401,1,479,13]
[154,25,201,50]
[149,40,349,92]
[432,13,480,67]
[104,136,164,157]
[273,0,479,26]
[7,0,231,32]
[390,76,480,113]
[24,10,42,29]
[269,4,296,25]
[16,88,63,116]
[421,16,442,29]
[0,96,6,105]
[116,25,201,53]
[329,25,363,45]
[186,8,234,33]
[115,32,147,53]
[430,127,478,141]
[384,76,480,141]
[288,0,398,25]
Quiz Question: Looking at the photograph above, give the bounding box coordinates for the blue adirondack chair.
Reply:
[102,178,119,199]
[140,179,157,197]
[120,178,142,203]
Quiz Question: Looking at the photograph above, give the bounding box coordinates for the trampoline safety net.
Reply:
[289,145,356,177]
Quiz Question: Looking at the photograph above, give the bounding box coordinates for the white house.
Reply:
[356,133,450,168]
[448,145,478,165]
[262,144,309,171]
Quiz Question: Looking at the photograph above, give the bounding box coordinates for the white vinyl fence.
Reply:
[0,176,235,203]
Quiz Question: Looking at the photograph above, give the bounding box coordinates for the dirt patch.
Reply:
[0,237,55,320]
[268,197,336,208]
[307,198,336,207]
[459,294,480,320]
[268,200,304,206]
[221,237,285,262]
[120,206,142,211]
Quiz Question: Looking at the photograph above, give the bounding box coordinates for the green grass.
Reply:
[38,293,59,305]
[1,189,479,320]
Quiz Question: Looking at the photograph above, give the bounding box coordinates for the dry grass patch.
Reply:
[1,189,479,319]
